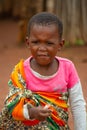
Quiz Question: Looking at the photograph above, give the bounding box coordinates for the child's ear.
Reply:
[58,39,65,51]
[25,36,30,48]
[60,39,65,47]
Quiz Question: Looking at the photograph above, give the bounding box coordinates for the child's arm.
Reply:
[69,81,86,130]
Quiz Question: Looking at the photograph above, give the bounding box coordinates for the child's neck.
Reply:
[30,58,59,76]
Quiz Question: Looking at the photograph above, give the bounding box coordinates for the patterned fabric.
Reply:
[0,60,70,130]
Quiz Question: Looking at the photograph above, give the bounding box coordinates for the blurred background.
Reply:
[0,0,87,45]
[0,0,87,129]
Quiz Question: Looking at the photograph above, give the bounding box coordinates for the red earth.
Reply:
[0,19,87,129]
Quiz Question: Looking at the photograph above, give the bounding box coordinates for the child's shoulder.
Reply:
[56,56,73,64]
[56,56,77,76]
[55,56,75,70]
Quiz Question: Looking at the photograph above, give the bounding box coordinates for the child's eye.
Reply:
[47,42,54,45]
[31,41,38,44]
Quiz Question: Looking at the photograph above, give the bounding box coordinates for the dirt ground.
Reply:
[0,19,87,129]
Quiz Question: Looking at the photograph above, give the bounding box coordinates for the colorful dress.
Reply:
[0,56,85,130]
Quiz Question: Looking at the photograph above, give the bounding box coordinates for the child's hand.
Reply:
[28,105,52,121]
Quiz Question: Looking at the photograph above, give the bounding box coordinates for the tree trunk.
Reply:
[54,0,87,44]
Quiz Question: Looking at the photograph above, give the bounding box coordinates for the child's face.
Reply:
[27,24,64,66]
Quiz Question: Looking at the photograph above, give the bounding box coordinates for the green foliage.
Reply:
[64,39,85,47]
[75,39,85,46]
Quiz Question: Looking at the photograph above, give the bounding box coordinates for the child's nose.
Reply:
[38,45,47,51]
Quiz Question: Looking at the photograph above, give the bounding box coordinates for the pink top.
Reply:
[24,56,79,93]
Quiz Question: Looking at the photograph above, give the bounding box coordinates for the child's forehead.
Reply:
[30,23,58,32]
[28,23,60,38]
[29,24,59,39]
[30,24,59,34]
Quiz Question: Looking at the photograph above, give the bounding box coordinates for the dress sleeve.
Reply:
[67,62,79,89]
[69,81,86,130]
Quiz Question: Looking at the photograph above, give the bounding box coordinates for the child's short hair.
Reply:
[27,12,63,39]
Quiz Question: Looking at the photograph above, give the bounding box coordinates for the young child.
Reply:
[0,12,86,130]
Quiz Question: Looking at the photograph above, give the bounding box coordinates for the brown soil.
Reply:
[0,19,87,130]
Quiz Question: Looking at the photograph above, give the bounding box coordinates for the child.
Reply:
[0,12,86,130]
